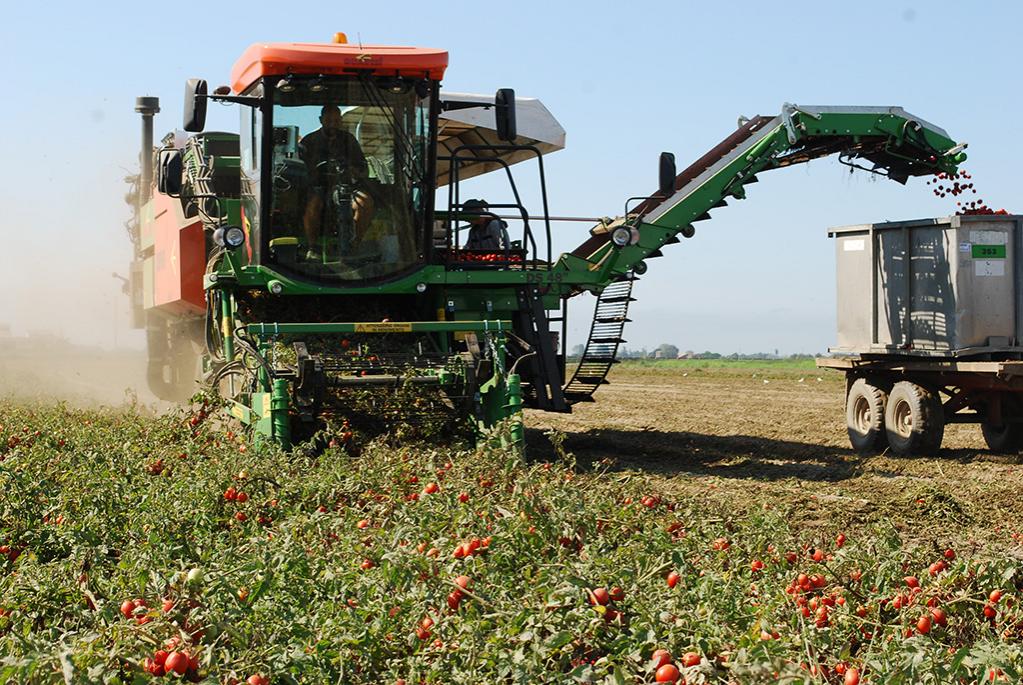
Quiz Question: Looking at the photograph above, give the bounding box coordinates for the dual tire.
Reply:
[981,422,1023,452]
[846,379,944,456]
[846,378,888,454]
[980,395,1023,452]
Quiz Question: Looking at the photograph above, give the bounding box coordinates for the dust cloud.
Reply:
[0,173,163,409]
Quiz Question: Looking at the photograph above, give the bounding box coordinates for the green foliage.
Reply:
[0,401,1020,683]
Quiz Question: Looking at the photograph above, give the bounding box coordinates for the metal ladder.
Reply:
[562,273,637,403]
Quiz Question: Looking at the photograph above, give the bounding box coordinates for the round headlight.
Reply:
[224,226,246,248]
[415,282,427,293]
[212,227,225,246]
[611,226,633,247]
[268,280,284,295]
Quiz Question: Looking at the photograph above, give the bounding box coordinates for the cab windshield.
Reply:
[262,76,431,281]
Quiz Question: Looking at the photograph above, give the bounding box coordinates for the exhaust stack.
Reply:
[134,96,160,205]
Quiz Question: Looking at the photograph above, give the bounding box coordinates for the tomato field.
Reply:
[2,363,1022,683]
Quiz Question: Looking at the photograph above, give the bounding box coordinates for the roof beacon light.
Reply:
[333,32,348,44]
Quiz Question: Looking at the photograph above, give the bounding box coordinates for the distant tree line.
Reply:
[568,343,819,360]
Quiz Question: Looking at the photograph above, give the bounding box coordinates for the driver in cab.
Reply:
[300,105,374,259]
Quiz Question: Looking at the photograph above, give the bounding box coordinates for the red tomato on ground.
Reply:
[655,664,680,682]
[143,658,164,676]
[164,651,188,675]
[447,590,463,610]
[917,614,932,634]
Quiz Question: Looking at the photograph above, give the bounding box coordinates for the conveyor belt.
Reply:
[569,116,773,260]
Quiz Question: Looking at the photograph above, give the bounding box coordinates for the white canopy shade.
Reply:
[436,91,566,186]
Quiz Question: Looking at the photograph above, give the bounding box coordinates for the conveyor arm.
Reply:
[555,105,966,287]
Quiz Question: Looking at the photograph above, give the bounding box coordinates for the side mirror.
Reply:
[495,88,517,142]
[157,149,183,197]
[183,78,208,132]
[658,152,676,196]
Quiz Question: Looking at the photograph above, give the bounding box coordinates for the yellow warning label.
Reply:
[354,322,413,333]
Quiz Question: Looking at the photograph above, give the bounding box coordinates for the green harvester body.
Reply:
[126,41,965,450]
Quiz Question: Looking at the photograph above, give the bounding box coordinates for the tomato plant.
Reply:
[0,399,1020,683]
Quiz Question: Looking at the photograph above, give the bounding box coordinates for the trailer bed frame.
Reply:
[816,354,1023,454]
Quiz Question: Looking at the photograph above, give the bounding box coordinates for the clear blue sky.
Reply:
[1,1,1019,353]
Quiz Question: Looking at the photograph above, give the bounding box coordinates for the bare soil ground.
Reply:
[526,363,1023,552]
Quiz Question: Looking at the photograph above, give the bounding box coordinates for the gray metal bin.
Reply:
[829,215,1023,356]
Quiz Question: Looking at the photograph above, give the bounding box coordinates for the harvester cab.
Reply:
[126,36,968,451]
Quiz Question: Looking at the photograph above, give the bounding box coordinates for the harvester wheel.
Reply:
[883,381,944,456]
[845,378,888,454]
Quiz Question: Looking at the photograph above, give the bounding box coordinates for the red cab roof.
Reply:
[231,42,448,93]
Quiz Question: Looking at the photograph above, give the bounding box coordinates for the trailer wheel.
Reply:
[845,378,888,454]
[981,422,1023,453]
[884,381,944,456]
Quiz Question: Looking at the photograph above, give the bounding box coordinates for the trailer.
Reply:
[818,215,1023,455]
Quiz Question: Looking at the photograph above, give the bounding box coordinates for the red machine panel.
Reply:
[151,192,206,316]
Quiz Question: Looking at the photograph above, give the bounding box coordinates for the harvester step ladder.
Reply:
[597,295,634,304]
[563,272,638,404]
